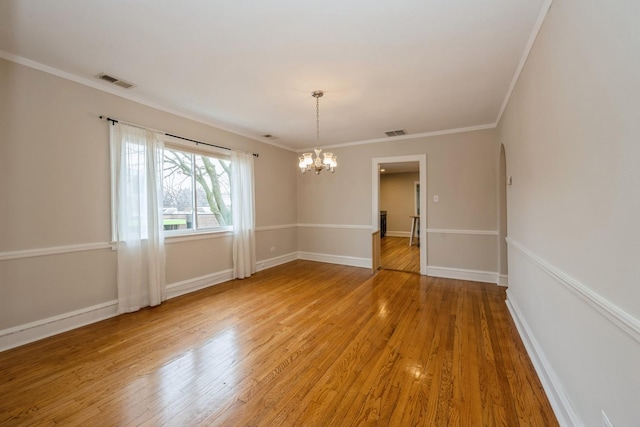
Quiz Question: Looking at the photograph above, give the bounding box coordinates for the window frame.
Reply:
[162,135,233,238]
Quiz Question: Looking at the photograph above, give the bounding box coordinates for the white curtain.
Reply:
[110,123,166,313]
[231,151,256,279]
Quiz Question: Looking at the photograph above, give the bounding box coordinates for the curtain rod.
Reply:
[99,116,259,157]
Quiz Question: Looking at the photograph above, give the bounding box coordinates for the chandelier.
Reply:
[299,90,337,174]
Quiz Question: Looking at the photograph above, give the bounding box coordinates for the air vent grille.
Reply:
[96,73,135,89]
[385,129,407,137]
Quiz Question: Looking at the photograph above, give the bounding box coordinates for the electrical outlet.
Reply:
[433,195,439,203]
[602,410,613,427]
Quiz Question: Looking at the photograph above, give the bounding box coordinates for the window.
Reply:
[162,146,231,233]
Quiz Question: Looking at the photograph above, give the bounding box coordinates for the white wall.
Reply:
[0,58,298,349]
[498,0,640,425]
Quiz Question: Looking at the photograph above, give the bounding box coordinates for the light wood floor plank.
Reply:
[0,260,557,426]
[381,236,420,273]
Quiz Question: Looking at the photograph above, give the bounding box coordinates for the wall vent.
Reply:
[96,73,136,89]
[385,129,407,137]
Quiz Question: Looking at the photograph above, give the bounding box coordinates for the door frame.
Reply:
[372,154,427,275]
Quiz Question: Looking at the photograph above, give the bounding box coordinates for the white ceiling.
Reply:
[0,0,547,151]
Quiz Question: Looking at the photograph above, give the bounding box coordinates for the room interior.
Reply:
[378,161,421,273]
[1,0,639,425]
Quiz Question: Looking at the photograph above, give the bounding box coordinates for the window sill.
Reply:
[164,228,233,244]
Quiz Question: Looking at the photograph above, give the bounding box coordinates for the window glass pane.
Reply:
[162,149,194,231]
[194,155,231,229]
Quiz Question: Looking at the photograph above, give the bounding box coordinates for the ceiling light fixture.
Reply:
[299,90,337,174]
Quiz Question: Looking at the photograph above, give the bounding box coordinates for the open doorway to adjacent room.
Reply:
[372,155,427,275]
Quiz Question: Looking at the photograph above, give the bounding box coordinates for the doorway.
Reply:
[372,155,427,275]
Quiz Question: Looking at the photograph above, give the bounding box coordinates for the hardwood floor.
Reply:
[381,236,420,273]
[0,261,557,426]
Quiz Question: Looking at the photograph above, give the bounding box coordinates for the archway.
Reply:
[498,144,509,285]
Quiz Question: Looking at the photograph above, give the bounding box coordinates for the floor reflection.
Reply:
[154,328,240,419]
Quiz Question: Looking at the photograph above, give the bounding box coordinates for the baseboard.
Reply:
[5,254,499,352]
[0,300,119,352]
[506,292,582,427]
[0,257,295,352]
[385,231,411,238]
[427,265,500,284]
[298,251,371,269]
[507,237,640,344]
[498,273,509,287]
[166,269,234,299]
[256,252,298,271]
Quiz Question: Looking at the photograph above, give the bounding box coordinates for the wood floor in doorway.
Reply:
[381,236,420,273]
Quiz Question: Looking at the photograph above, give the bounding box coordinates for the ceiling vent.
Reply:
[385,129,407,137]
[96,73,136,89]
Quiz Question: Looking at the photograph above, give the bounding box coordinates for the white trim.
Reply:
[299,123,496,152]
[297,223,372,230]
[385,231,411,238]
[166,269,234,299]
[498,274,509,287]
[167,224,297,242]
[426,228,499,236]
[298,252,370,269]
[256,252,298,271]
[256,224,297,232]
[0,300,119,352]
[427,266,499,285]
[495,0,554,125]
[0,242,113,261]
[165,230,233,244]
[373,154,428,275]
[0,50,293,152]
[0,254,295,351]
[387,228,499,237]
[506,292,582,427]
[167,252,301,299]
[0,52,502,155]
[507,238,640,344]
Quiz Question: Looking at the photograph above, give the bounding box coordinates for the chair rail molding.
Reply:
[297,223,372,230]
[0,242,113,261]
[427,228,498,236]
[506,237,640,344]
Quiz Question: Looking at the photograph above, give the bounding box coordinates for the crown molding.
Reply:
[0,50,295,152]
[297,123,497,153]
[495,0,554,125]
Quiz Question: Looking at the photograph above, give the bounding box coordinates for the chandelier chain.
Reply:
[316,95,320,145]
[298,89,336,174]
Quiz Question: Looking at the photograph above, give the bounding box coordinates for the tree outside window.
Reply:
[162,147,231,232]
